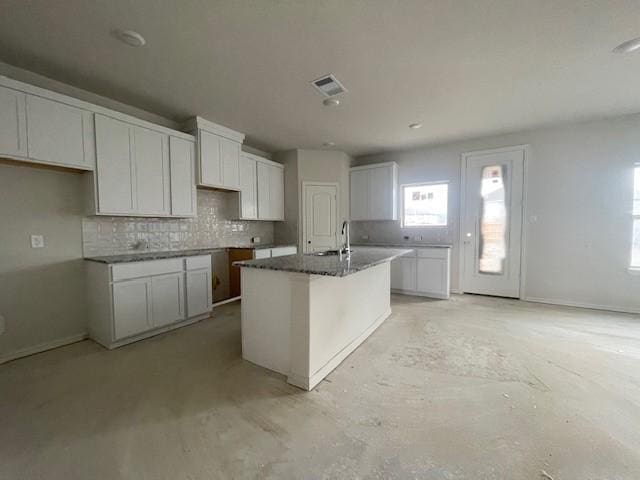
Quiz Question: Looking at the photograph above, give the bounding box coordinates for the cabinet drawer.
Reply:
[111,258,184,282]
[186,255,211,270]
[416,248,449,259]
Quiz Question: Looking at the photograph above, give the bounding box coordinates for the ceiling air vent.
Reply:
[311,74,347,97]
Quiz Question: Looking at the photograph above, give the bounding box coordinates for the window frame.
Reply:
[631,164,640,270]
[400,181,450,229]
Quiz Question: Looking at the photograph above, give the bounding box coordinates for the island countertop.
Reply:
[234,247,412,277]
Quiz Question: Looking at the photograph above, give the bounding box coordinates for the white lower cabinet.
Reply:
[390,256,416,292]
[186,269,212,317]
[390,247,451,299]
[113,278,152,340]
[87,255,212,348]
[151,273,185,327]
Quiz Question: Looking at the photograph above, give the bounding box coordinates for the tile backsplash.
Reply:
[82,189,274,257]
[350,221,454,245]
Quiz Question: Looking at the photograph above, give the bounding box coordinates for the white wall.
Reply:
[354,114,640,313]
[273,149,351,248]
[0,162,88,361]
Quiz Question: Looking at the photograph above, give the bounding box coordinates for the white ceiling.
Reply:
[2,0,640,156]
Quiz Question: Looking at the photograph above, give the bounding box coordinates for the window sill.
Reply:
[628,267,640,275]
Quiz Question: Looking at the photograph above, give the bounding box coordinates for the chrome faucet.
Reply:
[341,220,351,256]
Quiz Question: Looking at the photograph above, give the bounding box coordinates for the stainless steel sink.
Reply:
[310,249,354,256]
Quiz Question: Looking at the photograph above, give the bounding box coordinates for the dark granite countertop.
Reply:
[352,243,452,249]
[84,244,297,264]
[234,247,412,277]
[227,244,296,250]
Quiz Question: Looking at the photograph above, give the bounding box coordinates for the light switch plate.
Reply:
[251,236,261,244]
[30,234,45,248]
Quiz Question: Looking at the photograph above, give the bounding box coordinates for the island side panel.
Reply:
[240,268,296,376]
[304,262,392,390]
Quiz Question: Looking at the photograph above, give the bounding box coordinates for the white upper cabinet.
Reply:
[169,136,197,217]
[199,130,222,186]
[186,116,245,191]
[269,164,285,220]
[133,125,170,216]
[94,115,195,218]
[349,168,369,220]
[25,95,95,170]
[220,137,240,190]
[349,162,398,221]
[0,85,27,157]
[238,154,258,219]
[256,159,285,221]
[95,114,135,215]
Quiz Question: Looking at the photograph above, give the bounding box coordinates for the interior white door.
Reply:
[304,184,338,253]
[461,147,525,298]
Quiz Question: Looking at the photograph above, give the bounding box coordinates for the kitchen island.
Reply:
[235,247,411,390]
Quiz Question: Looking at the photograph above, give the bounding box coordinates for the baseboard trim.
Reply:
[391,289,450,300]
[523,296,640,315]
[213,296,240,308]
[0,332,89,365]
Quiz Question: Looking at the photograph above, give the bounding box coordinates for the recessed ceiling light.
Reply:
[114,29,146,47]
[613,37,640,53]
[323,141,336,147]
[409,123,423,129]
[323,98,340,107]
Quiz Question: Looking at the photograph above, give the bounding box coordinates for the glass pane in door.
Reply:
[478,165,507,274]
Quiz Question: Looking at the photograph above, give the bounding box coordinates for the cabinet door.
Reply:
[186,269,212,317]
[113,278,151,339]
[0,85,27,157]
[220,137,240,189]
[369,166,394,220]
[95,115,135,214]
[133,126,169,215]
[169,136,196,217]
[269,165,284,220]
[350,169,369,220]
[256,161,271,219]
[416,257,447,297]
[151,272,185,327]
[199,130,222,186]
[391,257,416,291]
[26,95,94,169]
[239,154,257,219]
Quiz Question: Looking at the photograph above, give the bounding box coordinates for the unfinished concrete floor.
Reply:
[1,294,639,479]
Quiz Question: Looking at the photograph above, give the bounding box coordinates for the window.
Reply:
[402,182,448,227]
[632,165,640,268]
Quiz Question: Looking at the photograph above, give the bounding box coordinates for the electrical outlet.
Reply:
[361,235,369,240]
[0,314,5,335]
[413,235,423,241]
[251,236,261,244]
[30,234,45,248]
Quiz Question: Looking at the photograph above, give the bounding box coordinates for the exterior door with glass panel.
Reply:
[461,147,525,298]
